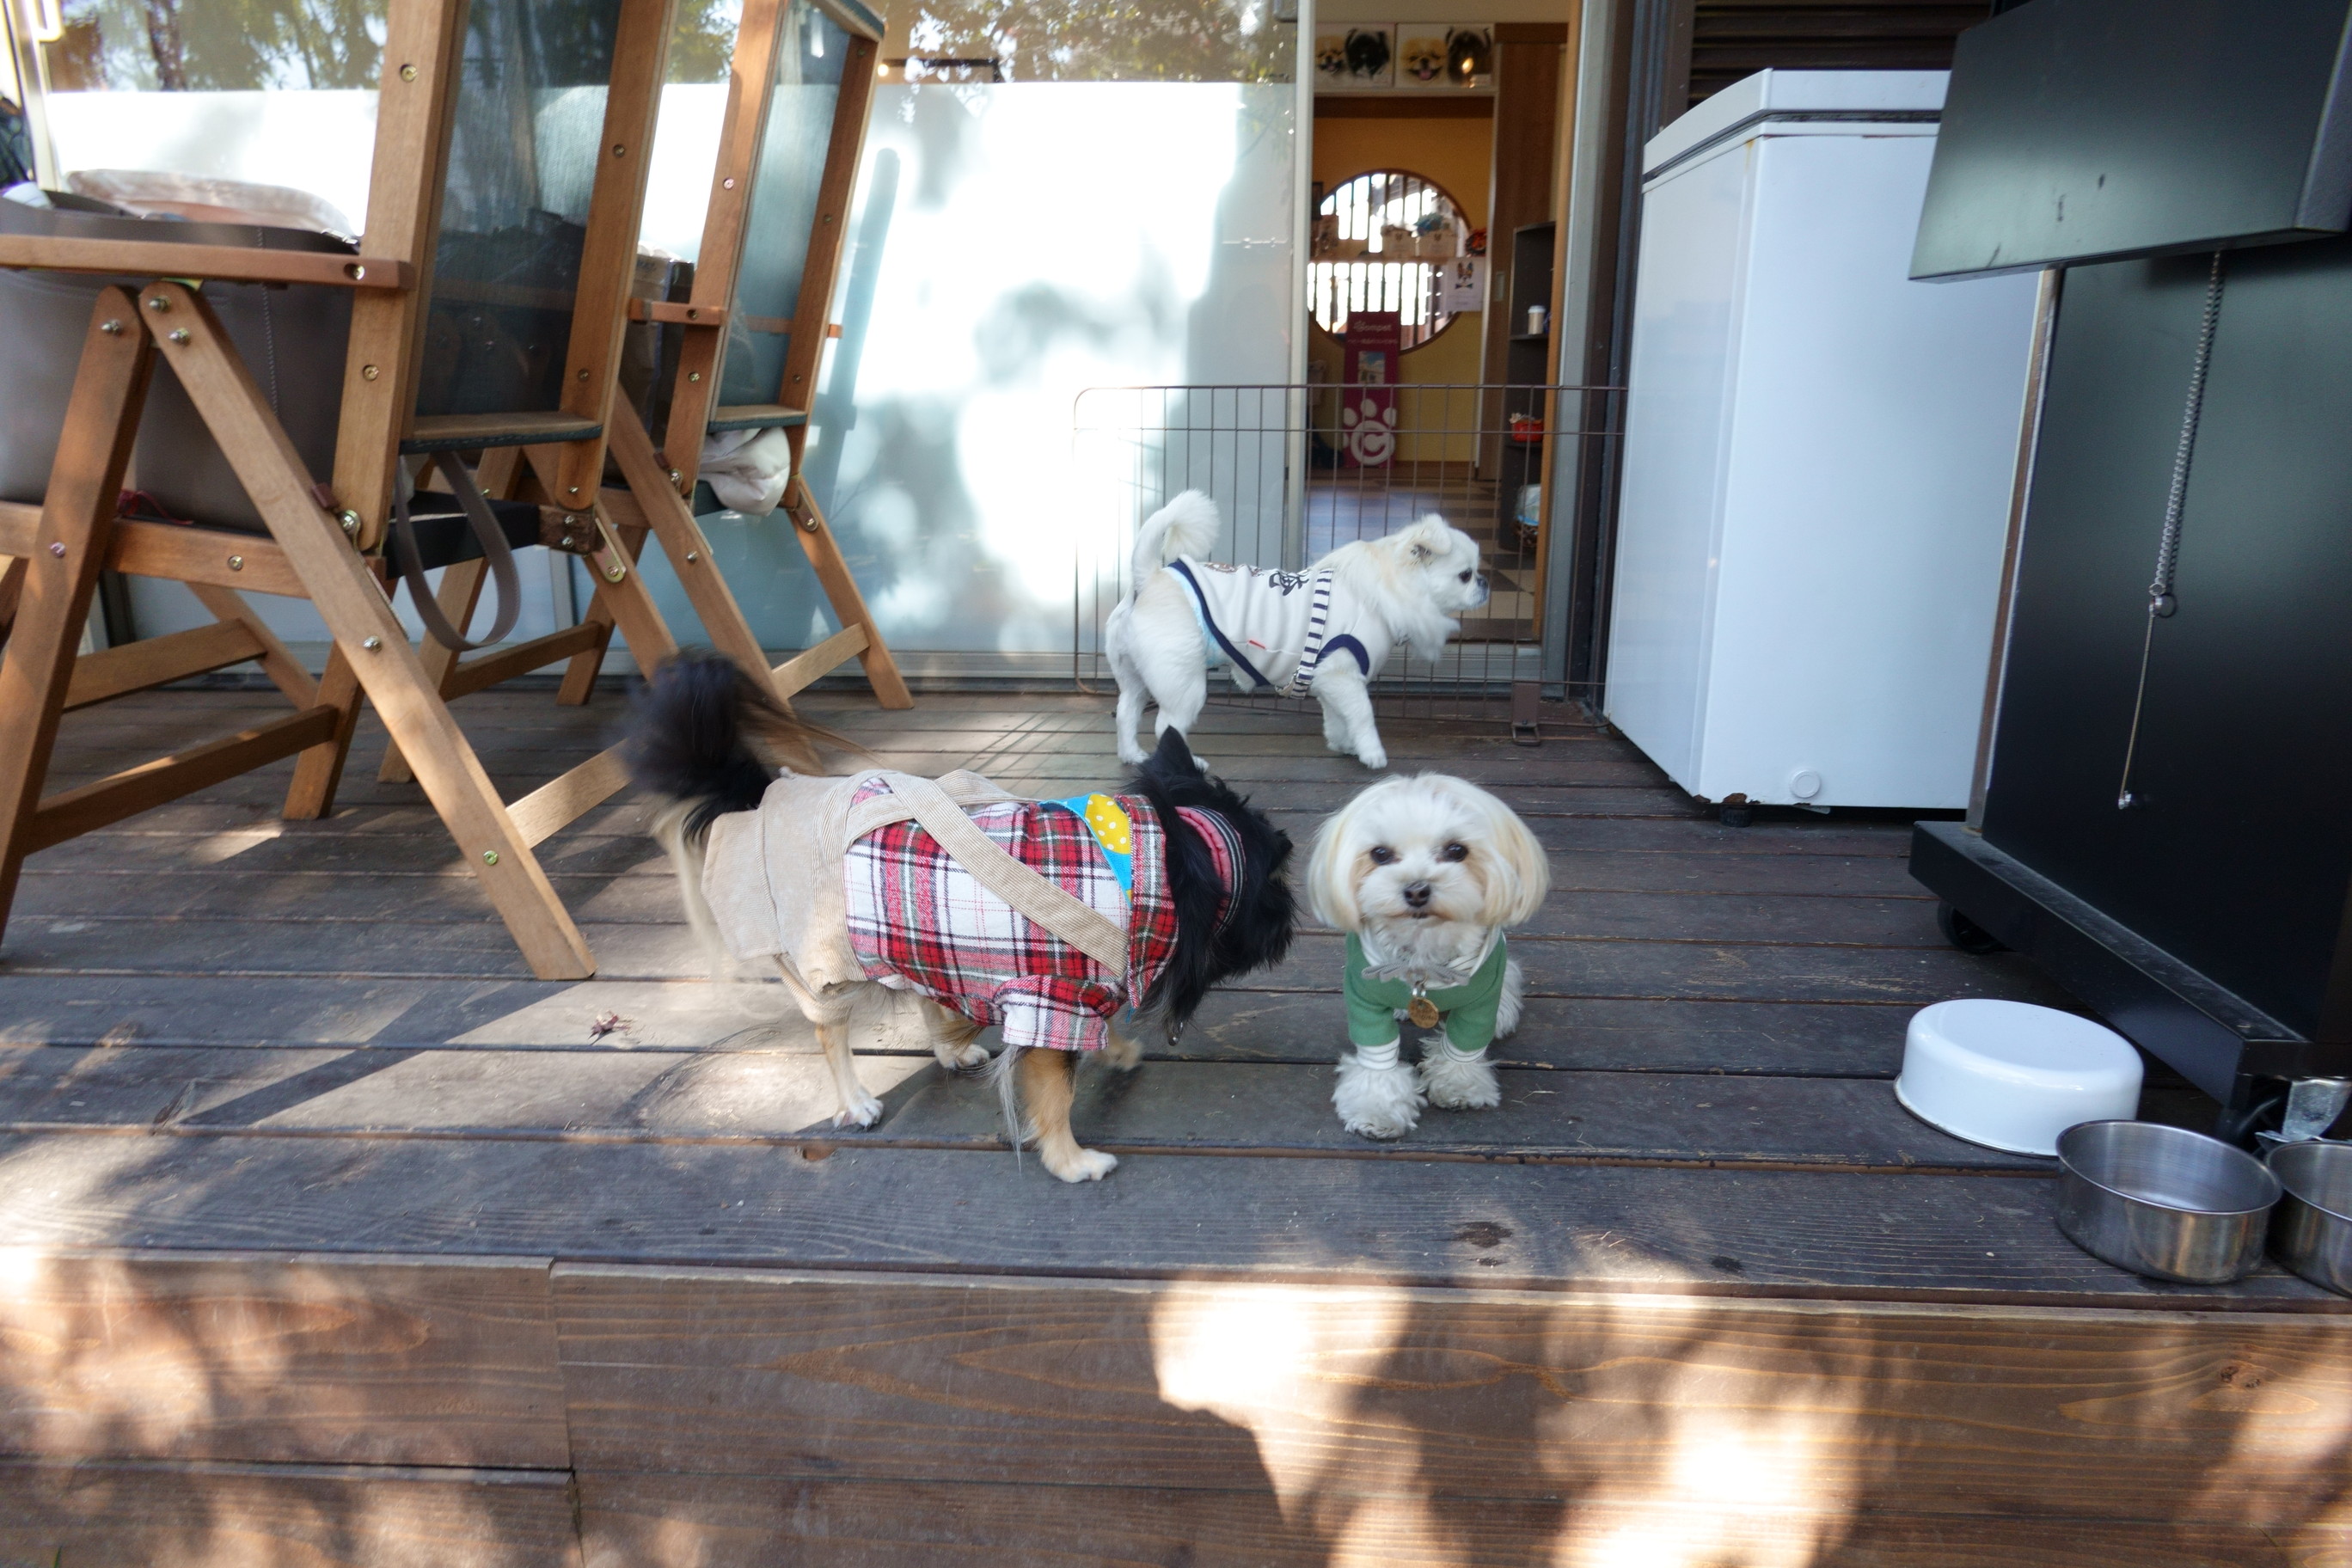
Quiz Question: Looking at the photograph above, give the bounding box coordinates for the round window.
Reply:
[1308,168,1467,349]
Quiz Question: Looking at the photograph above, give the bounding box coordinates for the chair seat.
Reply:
[401,411,603,454]
[707,402,807,433]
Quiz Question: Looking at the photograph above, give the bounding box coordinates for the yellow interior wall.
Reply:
[1310,113,1494,462]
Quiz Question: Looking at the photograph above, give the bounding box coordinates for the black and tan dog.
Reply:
[629,653,1295,1181]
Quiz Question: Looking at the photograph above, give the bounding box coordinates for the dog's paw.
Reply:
[1044,1145,1119,1182]
[1420,1051,1501,1111]
[833,1087,885,1129]
[937,1040,991,1072]
[1355,744,1388,770]
[1334,1055,1424,1139]
[1099,1029,1144,1071]
[1118,742,1150,766]
[1340,1103,1420,1139]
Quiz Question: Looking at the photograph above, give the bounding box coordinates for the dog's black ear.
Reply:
[1149,726,1197,777]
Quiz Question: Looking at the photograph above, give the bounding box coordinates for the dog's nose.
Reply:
[1403,881,1432,909]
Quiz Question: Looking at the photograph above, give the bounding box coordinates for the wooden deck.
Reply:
[1,685,2348,1566]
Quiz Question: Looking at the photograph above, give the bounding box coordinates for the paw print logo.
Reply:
[1342,395,1397,467]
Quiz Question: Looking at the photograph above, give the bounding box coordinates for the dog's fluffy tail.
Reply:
[626,651,848,968]
[1124,490,1221,607]
[986,1040,1028,1167]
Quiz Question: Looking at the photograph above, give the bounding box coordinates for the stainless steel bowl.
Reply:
[2269,1141,2352,1297]
[2055,1121,2281,1284]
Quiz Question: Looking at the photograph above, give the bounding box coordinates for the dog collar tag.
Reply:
[1406,986,1441,1029]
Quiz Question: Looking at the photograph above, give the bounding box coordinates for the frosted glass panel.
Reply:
[719,0,848,407]
[645,82,1297,659]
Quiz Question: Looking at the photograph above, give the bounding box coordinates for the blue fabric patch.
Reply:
[1047,793,1135,892]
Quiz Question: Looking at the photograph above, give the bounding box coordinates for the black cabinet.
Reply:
[1907,0,2352,1132]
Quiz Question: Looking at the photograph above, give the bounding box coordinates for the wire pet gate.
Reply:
[1072,382,1607,728]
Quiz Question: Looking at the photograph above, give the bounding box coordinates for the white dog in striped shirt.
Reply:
[1105,491,1490,771]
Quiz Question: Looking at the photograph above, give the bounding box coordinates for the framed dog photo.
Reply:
[1395,24,1452,88]
[1335,26,1395,89]
[1439,25,1493,89]
[1329,23,1490,93]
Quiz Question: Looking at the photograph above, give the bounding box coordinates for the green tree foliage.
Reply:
[903,0,1290,83]
[62,0,384,90]
[668,0,739,83]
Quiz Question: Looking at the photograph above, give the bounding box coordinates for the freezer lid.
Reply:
[1643,69,1951,179]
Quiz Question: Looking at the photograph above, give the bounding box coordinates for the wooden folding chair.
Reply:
[0,0,701,979]
[371,0,911,795]
[635,0,910,710]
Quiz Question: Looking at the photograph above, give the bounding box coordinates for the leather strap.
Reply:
[848,772,1130,975]
[389,455,524,651]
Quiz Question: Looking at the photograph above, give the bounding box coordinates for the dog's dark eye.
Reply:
[1442,842,1469,862]
[1457,569,1473,582]
[1368,845,1397,866]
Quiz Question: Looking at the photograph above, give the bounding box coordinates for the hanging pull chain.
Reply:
[2116,250,2227,811]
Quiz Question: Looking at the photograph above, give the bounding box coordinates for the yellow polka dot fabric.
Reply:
[1083,794,1133,854]
[1050,792,1137,893]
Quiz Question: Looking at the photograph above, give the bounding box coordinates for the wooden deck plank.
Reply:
[0,1045,2056,1171]
[551,1267,2352,1523]
[0,1457,580,1567]
[0,1133,2333,1308]
[0,1251,566,1467]
[0,915,2071,1002]
[0,979,1960,1078]
[9,865,1946,946]
[18,830,1929,907]
[575,1473,2341,1568]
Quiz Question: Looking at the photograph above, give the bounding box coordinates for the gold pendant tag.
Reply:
[1406,992,1441,1029]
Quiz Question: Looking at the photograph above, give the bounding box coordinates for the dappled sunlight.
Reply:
[6,1455,568,1565]
[1536,1298,1866,1568]
[446,977,940,1054]
[0,1248,370,1460]
[185,823,287,865]
[1150,1280,1414,1510]
[2176,1317,2352,1532]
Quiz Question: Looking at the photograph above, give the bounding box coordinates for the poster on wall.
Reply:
[1318,22,1491,92]
[1342,311,1401,469]
[1314,26,1395,90]
[1437,255,1486,313]
[1396,25,1492,89]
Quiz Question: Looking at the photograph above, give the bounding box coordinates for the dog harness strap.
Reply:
[861,773,1132,975]
[1283,573,1338,697]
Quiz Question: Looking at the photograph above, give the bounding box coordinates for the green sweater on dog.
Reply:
[1344,932,1510,1057]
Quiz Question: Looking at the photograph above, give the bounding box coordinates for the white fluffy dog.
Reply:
[1308,774,1549,1139]
[1105,491,1489,770]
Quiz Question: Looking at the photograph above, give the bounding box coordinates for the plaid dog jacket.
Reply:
[842,778,1181,1051]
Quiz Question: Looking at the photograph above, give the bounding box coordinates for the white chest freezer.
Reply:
[1604,70,2038,811]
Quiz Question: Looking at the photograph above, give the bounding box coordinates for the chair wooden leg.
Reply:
[524,442,677,687]
[0,289,155,945]
[379,555,487,782]
[555,591,616,705]
[282,644,367,820]
[605,401,776,693]
[152,281,594,979]
[187,583,320,707]
[781,474,913,708]
[0,555,28,644]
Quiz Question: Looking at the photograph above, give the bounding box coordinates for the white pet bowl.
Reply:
[1895,999,2143,1156]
